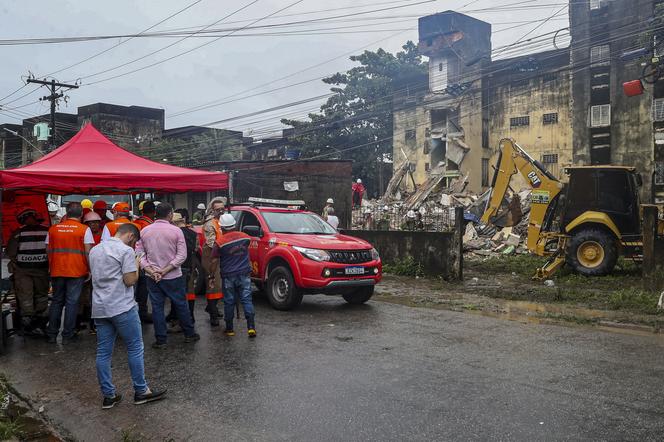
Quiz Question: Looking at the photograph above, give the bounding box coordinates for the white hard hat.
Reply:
[220,213,236,229]
[326,198,334,204]
[197,203,206,210]
[356,179,362,183]
[154,201,161,206]
[83,212,102,223]
[407,210,417,219]
[47,201,59,212]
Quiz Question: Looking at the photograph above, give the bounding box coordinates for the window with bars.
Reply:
[590,104,611,127]
[510,116,530,128]
[590,45,610,66]
[481,158,490,187]
[543,113,559,125]
[541,153,559,177]
[653,98,664,121]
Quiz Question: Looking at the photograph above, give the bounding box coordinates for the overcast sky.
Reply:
[0,0,569,139]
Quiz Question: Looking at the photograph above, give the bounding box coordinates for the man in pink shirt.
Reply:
[136,203,199,349]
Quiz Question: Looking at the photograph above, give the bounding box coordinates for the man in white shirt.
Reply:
[326,207,340,230]
[89,223,166,409]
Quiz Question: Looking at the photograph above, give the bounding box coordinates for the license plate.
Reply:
[344,266,365,275]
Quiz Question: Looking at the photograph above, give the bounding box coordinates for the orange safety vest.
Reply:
[213,218,222,242]
[105,217,139,236]
[134,215,153,230]
[48,219,89,278]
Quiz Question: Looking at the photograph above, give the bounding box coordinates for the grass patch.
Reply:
[466,255,661,314]
[383,257,424,278]
[0,374,24,441]
[467,254,548,278]
[0,419,22,440]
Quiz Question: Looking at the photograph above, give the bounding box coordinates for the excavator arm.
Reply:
[480,139,565,278]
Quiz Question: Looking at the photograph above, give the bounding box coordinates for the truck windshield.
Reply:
[262,212,336,235]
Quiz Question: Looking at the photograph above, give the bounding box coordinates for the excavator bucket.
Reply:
[490,193,524,228]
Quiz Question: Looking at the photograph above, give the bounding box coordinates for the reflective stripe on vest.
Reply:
[135,216,153,230]
[16,226,48,268]
[48,220,89,278]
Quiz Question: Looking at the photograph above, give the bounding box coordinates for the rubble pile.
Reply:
[463,189,532,257]
[353,163,533,254]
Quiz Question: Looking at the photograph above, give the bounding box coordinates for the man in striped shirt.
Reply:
[7,208,49,335]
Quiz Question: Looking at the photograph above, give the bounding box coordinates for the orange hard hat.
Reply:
[114,202,131,213]
[93,200,108,210]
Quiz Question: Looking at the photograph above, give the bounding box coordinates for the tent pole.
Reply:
[0,188,3,291]
[228,171,235,205]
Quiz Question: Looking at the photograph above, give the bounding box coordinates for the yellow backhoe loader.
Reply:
[480,138,644,279]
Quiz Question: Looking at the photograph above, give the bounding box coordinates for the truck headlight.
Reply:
[370,248,380,260]
[293,246,330,262]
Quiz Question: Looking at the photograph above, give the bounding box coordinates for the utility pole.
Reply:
[26,78,78,151]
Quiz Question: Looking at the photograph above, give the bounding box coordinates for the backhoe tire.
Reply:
[266,266,303,311]
[566,228,618,276]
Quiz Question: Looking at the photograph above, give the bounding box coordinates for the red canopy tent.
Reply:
[0,123,229,245]
[0,123,228,194]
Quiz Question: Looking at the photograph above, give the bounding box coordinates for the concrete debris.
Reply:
[544,280,555,287]
[463,223,478,243]
[504,233,521,247]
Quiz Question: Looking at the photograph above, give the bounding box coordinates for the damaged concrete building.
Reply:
[393,11,573,195]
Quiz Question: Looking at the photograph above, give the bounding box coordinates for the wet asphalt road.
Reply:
[3,294,664,441]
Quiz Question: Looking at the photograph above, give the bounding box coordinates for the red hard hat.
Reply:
[93,200,108,210]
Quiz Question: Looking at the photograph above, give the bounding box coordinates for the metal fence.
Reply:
[350,205,457,232]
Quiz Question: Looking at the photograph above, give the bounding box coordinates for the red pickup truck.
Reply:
[221,198,382,310]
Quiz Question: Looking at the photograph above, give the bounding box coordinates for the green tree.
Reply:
[282,41,427,198]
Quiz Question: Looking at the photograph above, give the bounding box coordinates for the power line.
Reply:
[43,0,204,78]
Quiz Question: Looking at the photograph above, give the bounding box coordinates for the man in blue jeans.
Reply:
[136,203,199,349]
[89,223,165,409]
[215,214,256,337]
[46,202,96,344]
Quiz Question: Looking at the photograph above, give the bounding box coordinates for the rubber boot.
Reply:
[206,299,220,327]
[188,300,196,323]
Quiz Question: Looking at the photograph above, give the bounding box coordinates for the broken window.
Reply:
[590,45,610,67]
[653,98,664,121]
[425,162,430,172]
[543,113,559,125]
[481,158,490,187]
[405,129,416,146]
[590,104,611,127]
[510,116,530,128]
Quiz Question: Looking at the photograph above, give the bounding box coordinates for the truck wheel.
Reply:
[266,266,303,311]
[566,228,618,276]
[342,286,375,305]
